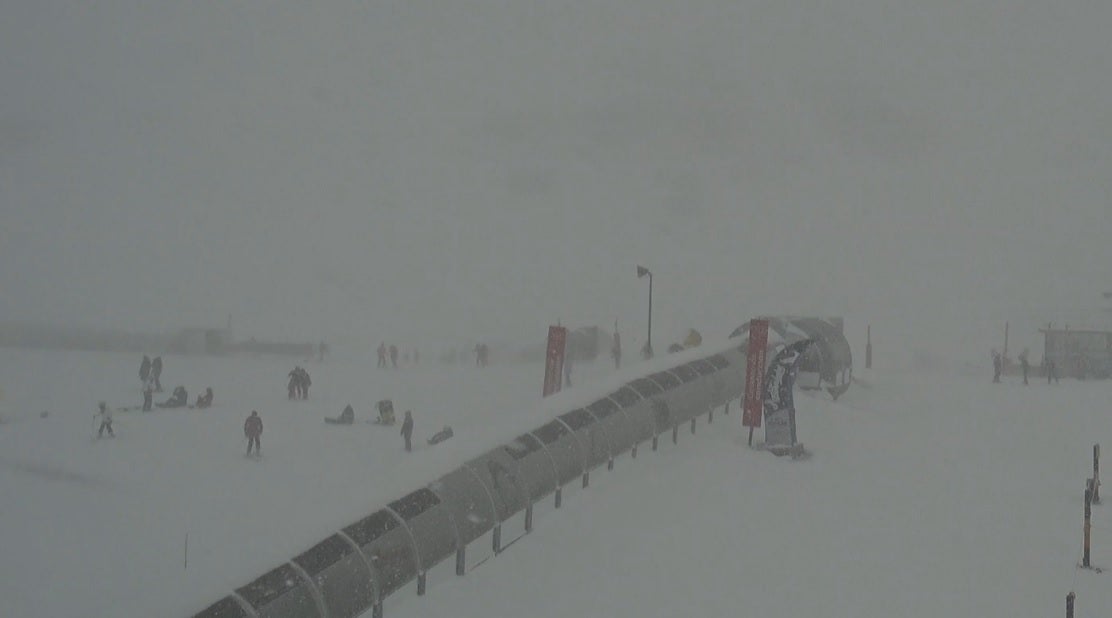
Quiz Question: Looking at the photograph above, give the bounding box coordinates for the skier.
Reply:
[991,349,1002,383]
[1019,348,1030,385]
[139,355,151,384]
[244,411,263,456]
[142,377,154,412]
[389,345,399,369]
[611,331,622,370]
[95,402,114,438]
[377,342,387,369]
[151,356,163,392]
[401,410,414,452]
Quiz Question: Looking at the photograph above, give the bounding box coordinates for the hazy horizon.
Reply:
[2,1,1110,359]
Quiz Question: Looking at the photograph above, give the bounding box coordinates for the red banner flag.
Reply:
[743,319,769,428]
[543,326,567,397]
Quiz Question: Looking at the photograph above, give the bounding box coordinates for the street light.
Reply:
[637,265,653,359]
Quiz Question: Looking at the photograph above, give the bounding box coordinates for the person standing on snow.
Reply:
[377,342,387,368]
[401,410,414,452]
[244,411,263,456]
[991,349,1002,383]
[1019,348,1030,385]
[139,355,151,385]
[142,377,155,412]
[96,402,114,438]
[389,345,399,369]
[151,356,164,392]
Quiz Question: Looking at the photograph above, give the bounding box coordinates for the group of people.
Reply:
[139,355,164,392]
[287,366,312,399]
[474,343,490,368]
[323,402,452,452]
[992,348,1060,385]
[377,343,420,369]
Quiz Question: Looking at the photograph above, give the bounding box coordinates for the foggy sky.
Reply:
[1,1,1109,359]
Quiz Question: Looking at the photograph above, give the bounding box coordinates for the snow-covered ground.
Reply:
[2,346,1111,617]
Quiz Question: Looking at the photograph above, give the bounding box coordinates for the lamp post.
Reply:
[637,265,653,359]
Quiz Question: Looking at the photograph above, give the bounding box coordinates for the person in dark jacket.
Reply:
[991,349,1002,383]
[298,367,311,399]
[389,345,399,369]
[1019,349,1030,385]
[157,386,188,409]
[427,425,453,445]
[244,411,262,456]
[139,355,151,384]
[195,387,214,409]
[401,410,414,452]
[288,370,299,400]
[151,356,164,392]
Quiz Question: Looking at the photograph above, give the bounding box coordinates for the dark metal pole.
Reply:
[1094,444,1101,504]
[1084,486,1092,568]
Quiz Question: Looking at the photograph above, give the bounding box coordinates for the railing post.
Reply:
[1084,486,1092,568]
[1094,444,1101,504]
[652,435,659,451]
[372,600,384,618]
[608,458,614,470]
[691,418,696,434]
[708,408,713,424]
[455,545,466,576]
[417,572,426,595]
[582,471,589,488]
[525,503,533,533]
[554,486,563,509]
[672,424,678,445]
[493,524,502,554]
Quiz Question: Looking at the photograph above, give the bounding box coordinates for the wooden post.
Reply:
[1084,486,1092,568]
[672,424,678,445]
[708,408,713,424]
[493,524,502,554]
[554,486,562,509]
[582,471,589,488]
[632,443,638,458]
[525,503,533,533]
[652,435,659,451]
[724,400,730,415]
[608,457,614,471]
[456,545,466,575]
[690,418,696,434]
[1094,444,1101,504]
[372,601,384,618]
[417,572,427,595]
[1066,591,1075,618]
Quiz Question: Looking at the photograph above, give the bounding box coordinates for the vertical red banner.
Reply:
[543,326,567,397]
[743,319,769,428]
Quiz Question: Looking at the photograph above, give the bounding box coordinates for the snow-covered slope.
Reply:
[3,346,1111,617]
